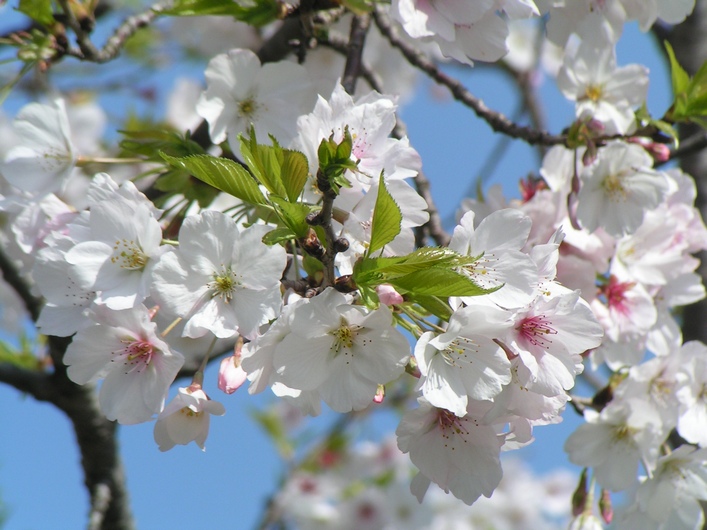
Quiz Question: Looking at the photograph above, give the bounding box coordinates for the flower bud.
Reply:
[218,351,247,394]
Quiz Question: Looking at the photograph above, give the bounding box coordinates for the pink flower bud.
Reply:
[218,354,247,394]
[373,384,385,404]
[375,284,404,306]
[649,143,670,162]
[599,489,613,524]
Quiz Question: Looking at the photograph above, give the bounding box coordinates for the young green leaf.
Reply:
[390,268,499,297]
[160,153,268,206]
[239,129,288,198]
[280,149,309,202]
[367,173,402,256]
[18,0,54,26]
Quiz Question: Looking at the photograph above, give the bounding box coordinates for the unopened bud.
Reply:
[373,384,385,404]
[571,468,589,517]
[300,228,325,259]
[599,489,613,524]
[376,284,404,305]
[333,237,349,252]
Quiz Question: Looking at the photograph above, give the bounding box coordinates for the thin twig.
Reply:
[392,119,451,247]
[373,7,565,147]
[662,131,707,165]
[59,0,172,63]
[318,33,384,92]
[341,14,371,94]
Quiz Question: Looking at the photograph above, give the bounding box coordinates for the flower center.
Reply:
[441,337,477,367]
[436,408,472,441]
[118,338,155,373]
[179,407,203,418]
[209,267,240,301]
[111,239,148,270]
[584,84,604,102]
[601,173,627,201]
[517,315,558,348]
[238,96,260,119]
[601,275,635,316]
[330,318,361,353]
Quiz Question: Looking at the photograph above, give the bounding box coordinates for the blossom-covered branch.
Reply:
[372,6,565,147]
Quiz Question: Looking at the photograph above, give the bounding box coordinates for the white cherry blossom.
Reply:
[150,211,286,340]
[196,48,314,156]
[153,386,226,451]
[0,98,77,194]
[273,288,410,413]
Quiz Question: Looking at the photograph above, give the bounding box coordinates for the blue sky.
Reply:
[0,6,673,529]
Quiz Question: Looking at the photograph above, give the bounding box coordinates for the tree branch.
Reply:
[58,0,172,63]
[0,247,41,321]
[372,7,565,147]
[341,14,371,94]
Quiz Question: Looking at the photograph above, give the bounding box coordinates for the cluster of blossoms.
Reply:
[2,0,707,527]
[273,434,574,529]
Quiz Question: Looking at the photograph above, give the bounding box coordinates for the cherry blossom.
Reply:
[150,211,286,340]
[196,48,314,156]
[154,386,226,451]
[64,305,185,424]
[273,288,410,413]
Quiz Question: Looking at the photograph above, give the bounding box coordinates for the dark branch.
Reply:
[0,246,41,321]
[341,14,372,94]
[373,7,565,147]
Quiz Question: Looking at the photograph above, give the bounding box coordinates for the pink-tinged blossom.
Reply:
[64,305,184,424]
[507,291,603,396]
[576,142,669,238]
[449,209,538,309]
[564,398,662,491]
[153,386,226,451]
[414,303,512,417]
[273,288,410,413]
[294,83,421,187]
[0,99,77,194]
[196,48,314,156]
[397,398,505,505]
[150,211,286,340]
[592,274,656,344]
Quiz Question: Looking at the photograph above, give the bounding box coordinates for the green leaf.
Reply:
[239,129,288,198]
[261,226,296,245]
[391,268,498,297]
[353,247,495,298]
[18,0,54,26]
[159,0,280,26]
[411,295,454,321]
[161,153,268,206]
[270,196,312,238]
[280,149,310,202]
[665,41,690,101]
[367,173,402,256]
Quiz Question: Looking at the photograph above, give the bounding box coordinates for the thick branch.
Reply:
[373,7,565,146]
[0,247,41,321]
